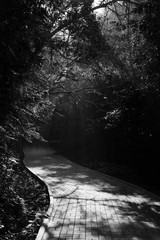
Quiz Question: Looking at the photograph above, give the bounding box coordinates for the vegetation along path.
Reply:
[24,144,160,240]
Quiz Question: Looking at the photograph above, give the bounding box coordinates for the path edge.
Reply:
[22,161,54,240]
[63,156,160,201]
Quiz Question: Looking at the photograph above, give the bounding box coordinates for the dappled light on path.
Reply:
[24,144,160,240]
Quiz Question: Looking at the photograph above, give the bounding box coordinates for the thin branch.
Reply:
[51,0,140,38]
[92,0,140,12]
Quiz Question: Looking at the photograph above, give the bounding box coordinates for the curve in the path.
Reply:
[24,144,160,240]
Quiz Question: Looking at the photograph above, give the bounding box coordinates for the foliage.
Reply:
[0,157,48,238]
[1,0,160,236]
[0,0,54,158]
[40,1,160,196]
[0,0,141,156]
[135,0,160,78]
[0,1,53,238]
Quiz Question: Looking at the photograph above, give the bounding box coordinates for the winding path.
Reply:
[24,144,160,240]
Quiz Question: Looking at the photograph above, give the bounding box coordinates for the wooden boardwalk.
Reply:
[24,145,160,240]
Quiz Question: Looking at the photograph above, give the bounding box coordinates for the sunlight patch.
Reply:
[142,221,157,228]
[48,164,71,169]
[151,201,160,206]
[76,173,89,179]
[127,194,150,204]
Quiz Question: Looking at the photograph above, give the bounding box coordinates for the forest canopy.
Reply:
[1,1,160,236]
[0,0,160,188]
[2,0,160,238]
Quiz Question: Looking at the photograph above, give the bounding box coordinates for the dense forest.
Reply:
[1,0,160,238]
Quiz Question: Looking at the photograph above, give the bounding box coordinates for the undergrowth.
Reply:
[0,156,49,240]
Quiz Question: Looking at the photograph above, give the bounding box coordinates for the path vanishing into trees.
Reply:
[24,144,160,240]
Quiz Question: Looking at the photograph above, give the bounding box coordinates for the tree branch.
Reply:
[91,0,140,12]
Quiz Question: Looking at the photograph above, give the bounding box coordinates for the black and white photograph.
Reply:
[0,0,160,239]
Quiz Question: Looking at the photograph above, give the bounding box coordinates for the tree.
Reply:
[136,0,160,78]
[0,0,53,157]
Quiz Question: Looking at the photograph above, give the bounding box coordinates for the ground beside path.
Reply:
[24,144,160,240]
